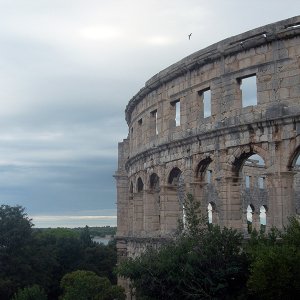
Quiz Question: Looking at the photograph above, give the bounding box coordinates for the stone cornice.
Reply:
[125,15,300,125]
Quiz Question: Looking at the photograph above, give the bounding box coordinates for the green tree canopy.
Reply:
[0,205,33,251]
[60,270,125,300]
[247,217,300,299]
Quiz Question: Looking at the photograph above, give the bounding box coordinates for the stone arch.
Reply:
[230,144,268,177]
[224,145,268,231]
[193,156,215,216]
[149,173,160,191]
[161,166,184,233]
[287,145,300,216]
[144,173,161,233]
[287,144,300,170]
[129,181,134,194]
[132,176,144,234]
[195,156,213,180]
[168,167,182,185]
[137,177,144,192]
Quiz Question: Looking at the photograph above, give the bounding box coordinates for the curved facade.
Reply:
[115,16,300,262]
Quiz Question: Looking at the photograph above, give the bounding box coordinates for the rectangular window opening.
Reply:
[171,100,180,126]
[258,177,265,189]
[240,75,257,107]
[151,110,158,135]
[206,170,212,183]
[138,118,142,125]
[203,89,211,118]
[245,175,251,188]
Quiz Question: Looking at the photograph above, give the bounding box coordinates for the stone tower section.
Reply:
[115,16,300,264]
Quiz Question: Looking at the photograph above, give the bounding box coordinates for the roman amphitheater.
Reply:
[115,16,300,265]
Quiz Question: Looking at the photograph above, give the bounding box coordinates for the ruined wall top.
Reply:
[125,15,300,124]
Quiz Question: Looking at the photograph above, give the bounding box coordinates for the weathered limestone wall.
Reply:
[115,16,300,268]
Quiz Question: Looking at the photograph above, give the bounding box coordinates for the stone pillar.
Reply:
[218,176,243,230]
[114,140,129,237]
[267,171,296,230]
[252,211,260,232]
[190,181,207,213]
[132,191,144,235]
[143,189,160,235]
[159,185,181,235]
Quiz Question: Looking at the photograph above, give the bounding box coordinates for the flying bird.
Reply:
[188,33,192,40]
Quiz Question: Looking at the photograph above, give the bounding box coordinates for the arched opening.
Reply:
[242,154,267,232]
[207,202,217,225]
[232,151,267,232]
[165,167,183,233]
[146,173,160,233]
[194,157,216,222]
[286,147,300,223]
[134,177,144,234]
[150,173,160,191]
[168,167,181,185]
[196,156,212,180]
[137,177,144,192]
[246,204,255,233]
[259,205,267,233]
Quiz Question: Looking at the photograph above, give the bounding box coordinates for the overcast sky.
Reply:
[0,0,299,227]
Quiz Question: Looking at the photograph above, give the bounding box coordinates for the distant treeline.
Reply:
[74,226,117,237]
[34,226,117,238]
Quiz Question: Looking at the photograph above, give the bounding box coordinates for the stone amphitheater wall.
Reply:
[115,16,300,268]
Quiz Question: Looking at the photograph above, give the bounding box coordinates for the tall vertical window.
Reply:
[206,170,212,183]
[175,101,180,126]
[171,100,180,127]
[151,109,158,135]
[245,175,251,188]
[203,89,211,118]
[240,75,257,107]
[247,204,254,233]
[198,88,211,118]
[260,206,267,232]
[208,203,213,224]
[258,177,265,189]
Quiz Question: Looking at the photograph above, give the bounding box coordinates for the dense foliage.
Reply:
[247,218,300,299]
[12,285,47,300]
[0,205,122,300]
[118,195,300,300]
[60,270,125,300]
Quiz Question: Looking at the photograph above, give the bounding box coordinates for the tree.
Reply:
[247,218,300,299]
[0,205,34,300]
[0,205,33,251]
[12,285,47,300]
[80,225,93,247]
[118,194,248,299]
[60,270,125,300]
